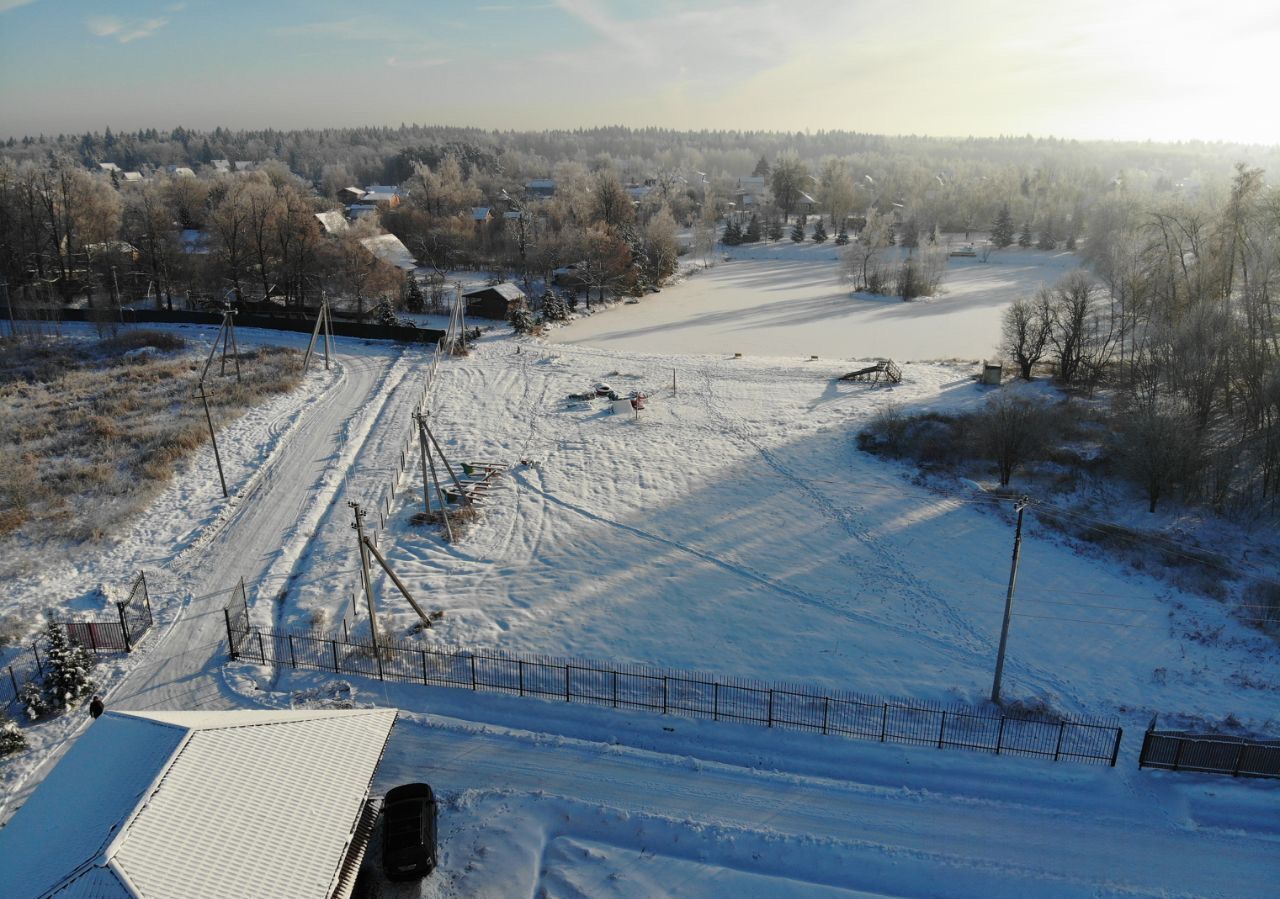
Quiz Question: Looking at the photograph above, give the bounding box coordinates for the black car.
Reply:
[381,783,438,880]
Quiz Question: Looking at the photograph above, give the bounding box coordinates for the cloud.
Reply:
[85,15,168,43]
[0,0,38,12]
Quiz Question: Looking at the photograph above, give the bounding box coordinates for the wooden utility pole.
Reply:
[222,308,241,382]
[990,498,1028,704]
[415,413,454,541]
[195,383,228,498]
[303,295,333,373]
[362,537,433,628]
[421,418,471,508]
[349,502,380,647]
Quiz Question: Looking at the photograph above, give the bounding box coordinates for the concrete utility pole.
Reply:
[303,294,333,373]
[349,502,380,646]
[990,498,1028,705]
[195,383,228,498]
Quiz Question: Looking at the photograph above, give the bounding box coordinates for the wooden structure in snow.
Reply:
[840,359,902,384]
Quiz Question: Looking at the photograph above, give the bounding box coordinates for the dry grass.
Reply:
[0,330,302,551]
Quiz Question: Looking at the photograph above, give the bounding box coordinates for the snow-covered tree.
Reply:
[812,219,828,243]
[835,227,849,245]
[403,275,425,313]
[991,203,1015,248]
[743,214,761,243]
[41,621,97,712]
[0,711,25,756]
[765,217,783,241]
[790,216,805,243]
[722,220,742,245]
[1018,221,1033,248]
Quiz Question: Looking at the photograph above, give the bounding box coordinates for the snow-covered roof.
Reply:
[0,708,396,899]
[359,233,417,270]
[169,166,196,178]
[363,185,402,197]
[121,172,143,183]
[471,206,491,221]
[363,190,400,204]
[314,210,350,235]
[98,163,120,173]
[463,281,526,302]
[210,159,230,172]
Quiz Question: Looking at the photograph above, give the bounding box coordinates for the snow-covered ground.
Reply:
[550,244,1081,361]
[3,297,1277,896]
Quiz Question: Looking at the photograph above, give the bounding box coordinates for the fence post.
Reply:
[1138,728,1153,769]
[822,697,830,736]
[32,643,42,675]
[938,711,947,748]
[518,660,524,696]
[257,630,266,664]
[1110,727,1123,768]
[995,716,1006,755]
[224,608,237,661]
[662,676,668,715]
[343,618,349,642]
[374,642,384,682]
[880,703,888,741]
[288,634,296,669]
[713,683,719,721]
[1053,721,1066,761]
[1231,742,1246,777]
[86,624,97,653]
[332,640,340,673]
[118,603,132,653]
[564,664,571,702]
[470,655,477,690]
[767,690,774,728]
[421,650,428,685]
[612,671,618,708]
[7,666,17,697]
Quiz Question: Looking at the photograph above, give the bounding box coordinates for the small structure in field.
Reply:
[981,361,1003,385]
[840,359,902,384]
[462,282,527,320]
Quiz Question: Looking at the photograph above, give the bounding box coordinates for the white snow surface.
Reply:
[2,305,1278,898]
[550,244,1080,361]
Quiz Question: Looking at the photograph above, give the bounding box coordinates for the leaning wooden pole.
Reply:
[227,309,241,382]
[200,316,227,383]
[418,417,455,541]
[303,299,325,373]
[362,537,432,627]
[422,419,472,507]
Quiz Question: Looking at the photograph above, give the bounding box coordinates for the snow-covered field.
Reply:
[3,274,1278,897]
[550,243,1081,361]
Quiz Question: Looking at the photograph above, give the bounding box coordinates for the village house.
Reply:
[462,281,526,320]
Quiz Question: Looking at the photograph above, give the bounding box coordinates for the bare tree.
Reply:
[979,389,1053,487]
[1002,293,1053,380]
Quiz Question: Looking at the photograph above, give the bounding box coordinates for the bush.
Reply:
[41,621,97,711]
[19,679,50,722]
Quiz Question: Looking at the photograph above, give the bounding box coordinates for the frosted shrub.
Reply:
[41,621,97,711]
[0,712,25,756]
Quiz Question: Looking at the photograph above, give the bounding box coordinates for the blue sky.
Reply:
[2,0,1279,143]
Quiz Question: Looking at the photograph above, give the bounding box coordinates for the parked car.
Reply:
[381,783,438,880]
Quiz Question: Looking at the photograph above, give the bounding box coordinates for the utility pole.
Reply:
[1,277,13,338]
[415,412,454,541]
[303,294,332,373]
[195,382,228,498]
[990,497,1028,705]
[349,502,381,647]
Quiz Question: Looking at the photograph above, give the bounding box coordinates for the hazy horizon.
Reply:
[3,0,1279,146]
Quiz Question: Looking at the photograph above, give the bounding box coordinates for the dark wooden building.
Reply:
[462,282,527,320]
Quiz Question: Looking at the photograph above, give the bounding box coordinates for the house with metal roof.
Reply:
[359,233,418,272]
[0,708,397,899]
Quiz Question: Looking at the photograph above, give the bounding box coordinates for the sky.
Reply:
[1,0,1278,144]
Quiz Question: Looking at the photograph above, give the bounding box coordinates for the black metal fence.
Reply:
[1139,724,1280,779]
[61,571,153,655]
[223,578,251,656]
[226,623,1123,766]
[1,642,46,713]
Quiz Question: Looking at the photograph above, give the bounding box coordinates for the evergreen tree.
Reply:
[542,291,569,321]
[403,275,425,313]
[766,217,783,241]
[41,621,96,712]
[812,218,828,242]
[1017,221,1033,248]
[722,220,742,245]
[743,214,761,243]
[0,711,25,756]
[901,217,919,249]
[373,301,399,327]
[1036,216,1057,250]
[508,305,536,334]
[887,223,896,246]
[991,203,1015,248]
[752,155,771,178]
[835,227,849,245]
[1065,232,1077,251]
[791,216,806,243]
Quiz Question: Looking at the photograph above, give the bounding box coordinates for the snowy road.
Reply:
[110,349,404,713]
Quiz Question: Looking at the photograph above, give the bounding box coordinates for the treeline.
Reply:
[994,164,1279,514]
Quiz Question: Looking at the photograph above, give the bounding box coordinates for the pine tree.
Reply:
[1036,216,1057,250]
[991,203,1015,248]
[752,155,771,178]
[766,217,783,241]
[901,218,919,249]
[42,622,96,712]
[722,220,742,245]
[0,711,25,756]
[373,301,399,327]
[887,223,896,246]
[1018,221,1033,248]
[509,305,536,334]
[812,219,828,243]
[791,216,806,243]
[403,276,425,313]
[835,227,849,245]
[743,214,761,243]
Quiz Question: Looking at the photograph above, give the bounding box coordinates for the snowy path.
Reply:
[110,350,405,713]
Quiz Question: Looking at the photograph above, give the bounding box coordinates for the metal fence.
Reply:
[1,643,46,713]
[61,571,153,655]
[1139,725,1280,779]
[226,623,1123,766]
[224,577,251,656]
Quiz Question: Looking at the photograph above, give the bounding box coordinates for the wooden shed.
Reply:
[463,282,527,320]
